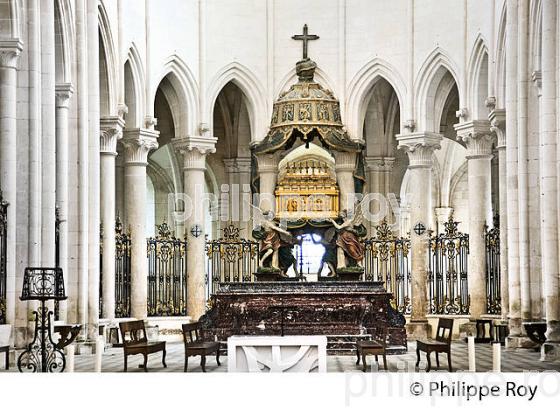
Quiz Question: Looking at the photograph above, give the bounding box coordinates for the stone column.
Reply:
[455,120,495,318]
[55,83,74,322]
[100,117,125,320]
[489,109,509,321]
[334,151,358,211]
[540,0,560,360]
[173,136,217,320]
[236,158,253,238]
[396,132,442,339]
[122,129,159,319]
[365,157,383,233]
[223,158,237,227]
[256,153,280,214]
[505,0,524,342]
[434,207,453,235]
[0,39,23,328]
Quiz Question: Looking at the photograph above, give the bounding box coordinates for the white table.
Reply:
[227,335,327,373]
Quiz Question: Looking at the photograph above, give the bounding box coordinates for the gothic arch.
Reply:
[0,0,22,38]
[467,34,490,119]
[415,47,462,132]
[123,43,146,128]
[98,1,118,114]
[207,62,267,142]
[494,3,507,109]
[54,0,74,84]
[529,0,542,72]
[346,58,406,141]
[153,55,198,136]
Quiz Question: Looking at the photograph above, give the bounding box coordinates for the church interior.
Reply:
[0,0,560,377]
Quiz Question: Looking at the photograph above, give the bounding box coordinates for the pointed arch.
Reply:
[152,55,199,137]
[415,47,462,132]
[529,0,542,73]
[54,0,74,84]
[206,62,267,142]
[346,58,406,141]
[123,43,146,128]
[467,34,490,119]
[0,0,22,38]
[98,1,118,114]
[494,2,507,109]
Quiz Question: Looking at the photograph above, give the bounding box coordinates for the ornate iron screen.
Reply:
[485,216,501,314]
[0,193,7,324]
[205,224,259,297]
[363,219,411,314]
[115,217,132,318]
[146,223,188,316]
[428,215,470,314]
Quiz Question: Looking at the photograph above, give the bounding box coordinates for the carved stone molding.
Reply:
[121,128,159,165]
[173,135,217,171]
[256,152,281,174]
[365,156,395,172]
[454,120,495,158]
[488,109,506,149]
[100,116,126,155]
[396,132,442,168]
[0,39,23,69]
[333,151,356,172]
[55,83,74,109]
[236,157,252,174]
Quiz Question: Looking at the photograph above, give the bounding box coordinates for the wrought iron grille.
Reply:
[363,219,412,314]
[115,217,132,318]
[147,223,188,316]
[428,214,470,315]
[205,224,259,297]
[485,215,501,314]
[0,192,7,324]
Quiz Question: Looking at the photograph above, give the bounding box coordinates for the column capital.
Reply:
[333,151,357,172]
[0,39,23,69]
[365,156,395,172]
[256,152,282,173]
[489,109,506,149]
[121,128,159,165]
[223,158,237,173]
[236,157,252,174]
[454,120,495,158]
[100,116,126,155]
[55,83,74,108]
[173,135,217,171]
[396,132,442,168]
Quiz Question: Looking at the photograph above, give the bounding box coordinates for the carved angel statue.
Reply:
[250,205,295,274]
[328,199,367,269]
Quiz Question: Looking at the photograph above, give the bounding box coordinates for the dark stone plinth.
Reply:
[200,281,407,355]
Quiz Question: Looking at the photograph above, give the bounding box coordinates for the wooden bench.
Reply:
[0,345,8,370]
[119,320,167,372]
[182,322,221,372]
[356,325,388,372]
[416,318,453,372]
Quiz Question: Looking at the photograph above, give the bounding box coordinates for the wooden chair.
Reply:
[356,325,388,372]
[119,320,166,372]
[0,345,8,370]
[182,322,221,372]
[416,318,453,372]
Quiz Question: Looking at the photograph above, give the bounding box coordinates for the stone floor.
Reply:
[6,341,557,373]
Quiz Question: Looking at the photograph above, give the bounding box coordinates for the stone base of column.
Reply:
[406,320,432,340]
[505,336,537,349]
[541,342,560,361]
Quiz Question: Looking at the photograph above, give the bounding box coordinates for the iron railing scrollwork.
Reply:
[205,224,260,297]
[485,215,501,314]
[147,223,188,316]
[115,216,132,318]
[0,192,8,324]
[428,214,470,315]
[363,219,412,314]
